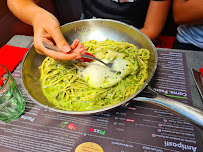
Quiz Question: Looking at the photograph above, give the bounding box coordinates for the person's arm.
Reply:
[7,0,42,25]
[140,0,171,41]
[7,0,85,60]
[173,0,203,25]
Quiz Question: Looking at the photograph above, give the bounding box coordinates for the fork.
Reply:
[79,54,116,71]
[42,41,116,72]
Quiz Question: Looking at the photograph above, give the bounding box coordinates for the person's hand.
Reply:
[32,10,85,60]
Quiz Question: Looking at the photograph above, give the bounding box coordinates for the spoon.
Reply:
[42,41,117,72]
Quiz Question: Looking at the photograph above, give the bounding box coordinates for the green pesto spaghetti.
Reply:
[40,39,150,111]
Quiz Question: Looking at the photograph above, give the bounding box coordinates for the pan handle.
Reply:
[134,87,203,129]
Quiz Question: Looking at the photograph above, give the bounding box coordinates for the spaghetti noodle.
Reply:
[40,40,150,111]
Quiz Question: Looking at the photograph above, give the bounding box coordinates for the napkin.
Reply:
[200,68,203,76]
[0,44,28,86]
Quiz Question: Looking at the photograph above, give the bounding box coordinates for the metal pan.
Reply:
[20,19,203,128]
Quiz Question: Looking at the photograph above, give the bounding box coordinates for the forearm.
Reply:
[173,0,203,24]
[140,0,171,41]
[7,0,45,25]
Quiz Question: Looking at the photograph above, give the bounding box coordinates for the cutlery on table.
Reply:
[191,68,203,100]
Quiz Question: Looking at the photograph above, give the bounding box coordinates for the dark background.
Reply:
[0,0,177,48]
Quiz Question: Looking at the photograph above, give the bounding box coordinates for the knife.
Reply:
[191,69,203,100]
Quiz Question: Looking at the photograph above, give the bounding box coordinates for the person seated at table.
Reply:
[7,0,171,60]
[172,0,203,51]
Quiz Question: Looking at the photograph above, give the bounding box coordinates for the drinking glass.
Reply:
[0,65,25,122]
